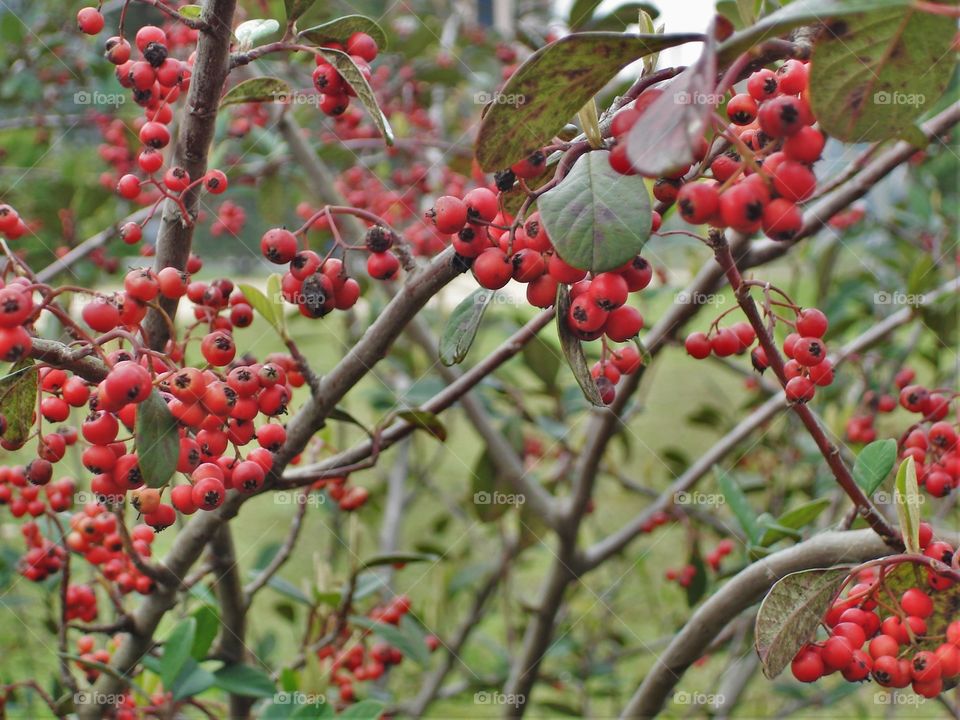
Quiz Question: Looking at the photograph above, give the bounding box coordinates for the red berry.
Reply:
[796,308,828,337]
[568,295,608,333]
[783,126,825,163]
[726,93,758,125]
[746,68,778,100]
[901,588,934,618]
[821,636,854,672]
[685,332,711,359]
[367,251,400,281]
[758,95,810,137]
[761,198,802,241]
[677,182,720,224]
[785,376,815,403]
[346,32,378,62]
[77,7,105,35]
[427,196,468,234]
[473,249,513,289]
[604,306,643,342]
[791,647,823,682]
[260,228,298,264]
[772,161,817,202]
[588,273,629,310]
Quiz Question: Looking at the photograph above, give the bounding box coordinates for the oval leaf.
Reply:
[439,289,492,365]
[808,7,956,142]
[317,49,394,145]
[235,19,280,51]
[539,151,651,272]
[221,78,293,109]
[755,566,852,678]
[338,700,386,719]
[895,456,921,554]
[135,390,180,489]
[238,281,281,331]
[475,32,704,172]
[717,0,914,62]
[284,0,317,24]
[298,15,387,50]
[555,285,603,406]
[396,410,447,441]
[853,438,897,495]
[716,468,761,545]
[625,30,716,177]
[179,5,202,19]
[359,552,439,570]
[0,359,37,448]
[759,498,831,546]
[161,618,197,690]
[213,664,276,698]
[171,659,216,702]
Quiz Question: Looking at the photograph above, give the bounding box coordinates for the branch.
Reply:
[140,0,238,352]
[208,526,251,719]
[617,530,895,719]
[242,492,308,606]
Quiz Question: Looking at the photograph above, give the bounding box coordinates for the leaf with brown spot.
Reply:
[808,5,956,142]
[0,359,37,448]
[475,32,704,172]
[755,566,852,679]
[624,26,716,177]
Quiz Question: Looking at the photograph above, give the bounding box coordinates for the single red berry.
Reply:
[677,182,720,224]
[116,174,142,200]
[783,126,825,163]
[346,32,378,62]
[758,95,810,137]
[772,161,817,202]
[796,308,828,337]
[427,196,468,234]
[726,93,758,125]
[776,59,809,95]
[604,306,643,342]
[685,332,712,359]
[588,273,629,310]
[761,198,803,241]
[791,647,823,682]
[77,7,105,35]
[367,251,400,281]
[785,376,815,403]
[901,588,934,618]
[746,68,779,100]
[793,336,827,366]
[260,228,298,264]
[473,249,513,290]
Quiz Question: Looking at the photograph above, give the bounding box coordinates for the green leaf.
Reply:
[895,457,921,554]
[238,281,280,329]
[298,15,387,50]
[475,32,704,172]
[439,289,492,365]
[337,700,386,719]
[523,335,561,390]
[348,617,430,666]
[161,618,197,690]
[396,410,447,441]
[718,0,914,62]
[221,78,293,109]
[235,19,280,51]
[716,468,760,545]
[539,151,651,272]
[213,663,276,698]
[568,0,603,29]
[755,567,852,679]
[808,7,956,142]
[759,498,831,546]
[853,439,897,495]
[190,605,220,661]
[267,273,286,334]
[624,28,716,177]
[284,0,317,23]
[555,285,603,406]
[179,5,202,18]
[470,449,508,522]
[359,552,439,571]
[317,49,394,145]
[685,548,708,607]
[135,390,179,488]
[171,659,216,701]
[0,358,37,447]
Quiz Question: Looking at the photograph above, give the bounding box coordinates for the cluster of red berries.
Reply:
[792,534,960,698]
[686,306,834,403]
[425,187,650,404]
[0,276,35,363]
[665,539,735,587]
[65,583,99,623]
[312,475,370,512]
[0,202,28,240]
[610,60,822,243]
[261,226,370,318]
[0,466,76,515]
[74,634,115,683]
[210,200,246,237]
[17,521,66,582]
[311,32,380,118]
[66,504,157,596]
[318,594,438,704]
